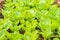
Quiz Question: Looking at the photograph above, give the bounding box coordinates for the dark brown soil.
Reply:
[0,0,5,18]
[0,13,4,18]
[39,34,44,40]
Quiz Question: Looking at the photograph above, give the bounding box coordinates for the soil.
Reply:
[0,0,5,8]
[0,0,5,18]
[0,0,60,40]
[54,0,60,7]
[39,34,44,40]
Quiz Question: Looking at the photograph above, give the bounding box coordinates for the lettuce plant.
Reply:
[0,0,60,40]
